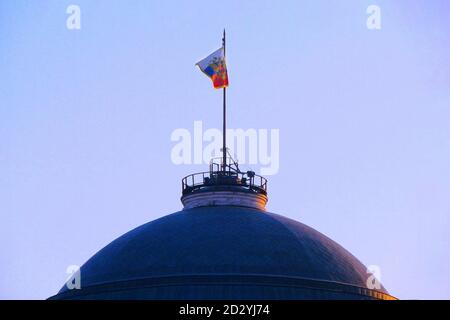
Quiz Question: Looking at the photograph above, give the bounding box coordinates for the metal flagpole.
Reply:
[222,29,227,173]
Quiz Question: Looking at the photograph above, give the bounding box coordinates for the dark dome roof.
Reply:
[51,206,394,300]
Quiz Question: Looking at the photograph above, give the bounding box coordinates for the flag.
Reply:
[196,47,229,89]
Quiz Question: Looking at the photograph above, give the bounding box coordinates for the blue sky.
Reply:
[1,0,449,299]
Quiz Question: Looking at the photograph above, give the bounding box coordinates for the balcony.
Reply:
[181,157,267,196]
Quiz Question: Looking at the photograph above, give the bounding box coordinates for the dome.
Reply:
[50,159,395,300]
[50,206,394,300]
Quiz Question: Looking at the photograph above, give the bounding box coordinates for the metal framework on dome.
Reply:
[181,151,267,196]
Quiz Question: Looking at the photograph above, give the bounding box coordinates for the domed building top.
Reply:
[49,32,397,300]
[50,157,396,300]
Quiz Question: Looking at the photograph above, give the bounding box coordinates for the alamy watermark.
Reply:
[366,5,381,30]
[170,121,280,176]
[64,5,380,31]
[66,264,81,290]
[66,4,81,30]
[366,265,382,290]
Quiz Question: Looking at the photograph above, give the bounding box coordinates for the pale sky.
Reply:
[1,0,450,299]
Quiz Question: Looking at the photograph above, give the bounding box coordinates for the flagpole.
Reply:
[222,29,227,173]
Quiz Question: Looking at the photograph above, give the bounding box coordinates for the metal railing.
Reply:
[181,167,267,196]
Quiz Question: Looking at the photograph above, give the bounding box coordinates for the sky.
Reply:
[1,0,450,299]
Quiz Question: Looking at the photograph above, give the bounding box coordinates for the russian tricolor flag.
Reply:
[196,47,229,89]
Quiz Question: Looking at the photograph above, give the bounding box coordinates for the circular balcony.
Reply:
[181,158,267,197]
